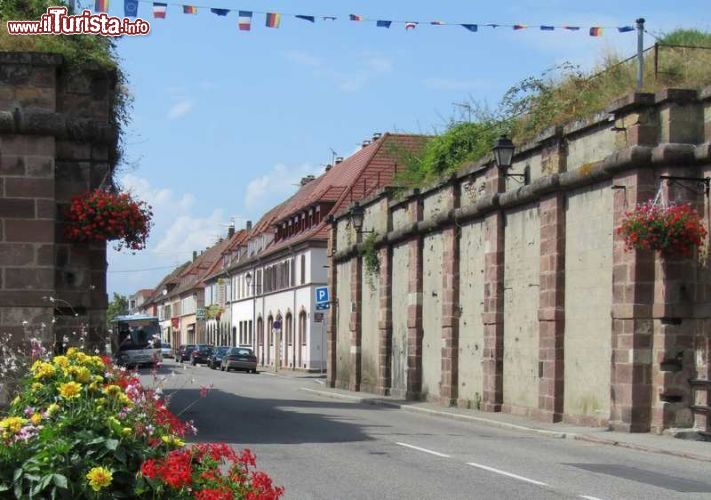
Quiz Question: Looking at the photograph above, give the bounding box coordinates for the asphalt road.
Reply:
[145,361,711,500]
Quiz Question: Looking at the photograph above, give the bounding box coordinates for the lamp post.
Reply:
[493,135,529,185]
[350,201,373,236]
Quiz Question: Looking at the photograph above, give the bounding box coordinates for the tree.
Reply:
[106,293,128,329]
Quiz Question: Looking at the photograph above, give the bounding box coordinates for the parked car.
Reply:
[221,347,257,373]
[190,344,213,366]
[177,344,195,362]
[159,342,172,358]
[208,346,230,369]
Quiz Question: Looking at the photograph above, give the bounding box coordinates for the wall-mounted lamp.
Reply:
[493,135,529,185]
[350,202,373,234]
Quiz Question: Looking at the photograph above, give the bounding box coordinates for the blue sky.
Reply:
[103,0,710,296]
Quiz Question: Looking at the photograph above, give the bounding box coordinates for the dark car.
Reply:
[221,347,257,373]
[208,346,230,369]
[190,344,213,366]
[177,344,195,362]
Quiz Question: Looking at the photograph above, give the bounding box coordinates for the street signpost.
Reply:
[196,307,205,321]
[314,287,330,375]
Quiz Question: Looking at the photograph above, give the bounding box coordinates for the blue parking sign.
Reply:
[315,286,329,304]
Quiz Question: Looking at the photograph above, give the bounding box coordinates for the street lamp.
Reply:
[244,271,256,354]
[493,135,529,185]
[245,271,252,288]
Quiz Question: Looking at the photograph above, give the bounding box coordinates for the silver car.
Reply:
[221,347,258,373]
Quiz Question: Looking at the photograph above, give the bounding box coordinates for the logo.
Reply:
[6,7,150,37]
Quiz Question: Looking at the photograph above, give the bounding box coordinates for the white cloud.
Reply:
[243,163,323,215]
[108,174,230,296]
[167,99,193,119]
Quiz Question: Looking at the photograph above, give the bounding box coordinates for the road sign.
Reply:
[314,312,324,323]
[196,308,205,320]
[272,319,282,331]
[315,286,329,304]
[316,302,330,311]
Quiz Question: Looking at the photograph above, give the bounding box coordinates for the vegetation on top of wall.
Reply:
[394,28,711,188]
[0,0,131,173]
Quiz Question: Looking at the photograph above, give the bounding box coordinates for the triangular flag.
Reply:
[296,15,315,23]
[563,25,580,31]
[376,20,392,28]
[405,22,417,30]
[322,16,337,21]
[431,20,444,25]
[349,14,363,21]
[618,26,635,32]
[485,24,500,28]
[124,0,137,18]
[182,5,197,15]
[513,24,527,30]
[589,27,603,37]
[152,2,166,18]
[95,0,109,13]
[461,24,478,32]
[238,11,252,30]
[210,8,229,16]
[266,12,281,28]
[540,25,555,31]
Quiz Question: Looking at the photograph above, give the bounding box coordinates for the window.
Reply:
[248,320,253,345]
[299,312,307,346]
[286,313,293,345]
[300,255,306,284]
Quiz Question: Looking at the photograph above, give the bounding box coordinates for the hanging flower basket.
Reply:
[618,201,707,257]
[206,305,225,320]
[65,189,153,251]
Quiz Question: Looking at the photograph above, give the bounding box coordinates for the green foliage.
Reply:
[106,293,128,328]
[660,29,711,47]
[361,232,380,292]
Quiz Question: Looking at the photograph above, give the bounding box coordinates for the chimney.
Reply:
[372,132,382,141]
[246,220,253,230]
[335,157,344,164]
[325,164,332,172]
[228,224,235,238]
[192,250,197,261]
[361,140,371,148]
[300,175,316,186]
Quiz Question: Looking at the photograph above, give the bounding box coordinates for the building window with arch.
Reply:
[300,255,306,284]
[285,313,293,346]
[299,311,307,346]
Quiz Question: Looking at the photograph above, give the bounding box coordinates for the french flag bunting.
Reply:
[238,10,252,30]
[349,14,363,21]
[405,22,417,30]
[152,2,167,18]
[376,20,392,28]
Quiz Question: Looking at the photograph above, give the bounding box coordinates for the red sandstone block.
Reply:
[4,219,53,242]
[5,177,54,199]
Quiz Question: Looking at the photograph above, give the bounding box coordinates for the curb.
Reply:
[300,387,711,463]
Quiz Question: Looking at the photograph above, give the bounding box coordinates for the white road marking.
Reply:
[467,462,547,486]
[395,442,451,458]
[580,496,605,500]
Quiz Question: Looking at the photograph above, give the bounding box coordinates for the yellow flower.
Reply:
[53,355,70,369]
[74,352,89,365]
[93,374,104,383]
[107,416,121,428]
[11,396,20,406]
[31,361,55,380]
[90,356,106,369]
[67,366,92,384]
[118,394,132,406]
[103,385,122,397]
[86,466,112,492]
[121,427,132,437]
[47,403,60,416]
[31,382,44,392]
[58,381,82,399]
[161,435,184,447]
[0,417,26,435]
[30,413,42,426]
[66,347,78,356]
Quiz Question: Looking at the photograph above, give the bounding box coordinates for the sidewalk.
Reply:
[299,385,711,463]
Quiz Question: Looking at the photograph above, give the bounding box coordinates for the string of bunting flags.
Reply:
[98,1,637,37]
